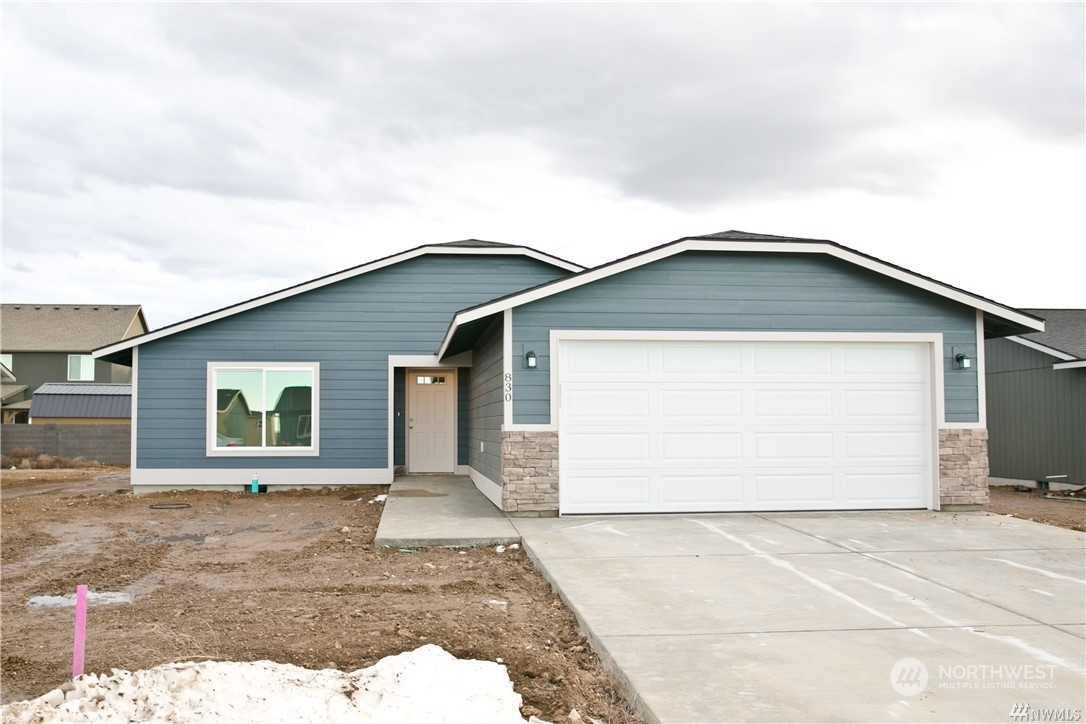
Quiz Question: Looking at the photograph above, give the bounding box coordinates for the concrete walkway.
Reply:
[373,475,520,548]
[372,481,1086,722]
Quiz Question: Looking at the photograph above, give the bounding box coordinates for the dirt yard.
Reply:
[985,484,1086,532]
[0,470,640,722]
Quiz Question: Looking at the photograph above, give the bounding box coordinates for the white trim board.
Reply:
[132,467,393,488]
[95,245,582,359]
[437,237,1044,358]
[467,466,503,509]
[1053,360,1086,370]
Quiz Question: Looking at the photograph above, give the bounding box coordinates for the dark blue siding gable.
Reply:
[137,254,569,470]
[512,251,979,424]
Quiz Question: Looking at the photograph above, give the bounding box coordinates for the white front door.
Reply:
[407,369,456,473]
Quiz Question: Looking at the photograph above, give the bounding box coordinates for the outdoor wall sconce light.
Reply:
[955,352,972,370]
[526,350,538,369]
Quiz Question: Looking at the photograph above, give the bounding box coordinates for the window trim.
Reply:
[68,354,95,381]
[206,361,320,457]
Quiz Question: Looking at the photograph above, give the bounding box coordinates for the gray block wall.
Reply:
[1,424,130,465]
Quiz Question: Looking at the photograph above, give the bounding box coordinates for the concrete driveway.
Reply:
[512,512,1086,723]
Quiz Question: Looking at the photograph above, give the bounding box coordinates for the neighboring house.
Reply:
[1,362,30,424]
[0,304,148,424]
[985,309,1085,487]
[216,389,261,447]
[28,383,133,425]
[95,233,1044,515]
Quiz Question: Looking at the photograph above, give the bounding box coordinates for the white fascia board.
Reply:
[1053,360,1086,370]
[1005,336,1078,361]
[95,246,582,359]
[437,239,1044,356]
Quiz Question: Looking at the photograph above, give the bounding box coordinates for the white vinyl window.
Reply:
[0,354,12,371]
[207,362,319,456]
[68,355,95,381]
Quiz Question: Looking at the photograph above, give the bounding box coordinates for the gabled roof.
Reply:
[29,383,132,419]
[1004,309,1086,369]
[94,242,583,364]
[1,304,147,352]
[438,230,1045,358]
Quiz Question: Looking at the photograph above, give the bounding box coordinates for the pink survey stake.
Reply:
[72,584,88,678]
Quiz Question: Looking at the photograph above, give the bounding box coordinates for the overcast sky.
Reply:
[2,2,1083,330]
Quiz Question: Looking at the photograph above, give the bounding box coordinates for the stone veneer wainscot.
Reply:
[939,428,990,509]
[501,431,559,515]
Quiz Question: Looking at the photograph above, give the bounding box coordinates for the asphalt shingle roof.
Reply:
[1020,309,1086,359]
[1,304,146,352]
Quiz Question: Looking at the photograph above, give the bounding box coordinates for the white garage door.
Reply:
[558,339,933,514]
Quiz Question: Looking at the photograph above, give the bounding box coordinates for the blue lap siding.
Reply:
[510,251,979,424]
[136,254,569,470]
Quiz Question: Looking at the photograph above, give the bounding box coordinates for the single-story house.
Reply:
[95,232,1044,514]
[985,309,1085,488]
[28,383,133,425]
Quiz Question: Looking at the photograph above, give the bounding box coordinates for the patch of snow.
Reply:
[495,545,506,553]
[27,592,132,608]
[2,645,541,723]
[368,494,388,504]
[510,543,520,550]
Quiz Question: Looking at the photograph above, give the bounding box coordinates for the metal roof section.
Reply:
[437,230,1047,358]
[1,305,147,352]
[29,383,132,419]
[94,242,584,364]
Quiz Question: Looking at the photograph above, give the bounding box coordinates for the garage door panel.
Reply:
[661,433,743,462]
[565,475,650,506]
[559,340,932,514]
[844,389,924,418]
[660,345,742,376]
[845,473,926,501]
[753,389,834,418]
[565,344,650,377]
[661,389,743,418]
[754,474,835,502]
[564,433,650,463]
[754,432,835,461]
[752,346,833,376]
[565,387,650,421]
[661,475,743,504]
[842,346,925,379]
[844,431,925,460]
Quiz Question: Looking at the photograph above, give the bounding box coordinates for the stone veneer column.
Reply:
[938,428,989,509]
[500,431,559,516]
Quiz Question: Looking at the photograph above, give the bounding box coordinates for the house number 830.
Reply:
[504,373,512,402]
